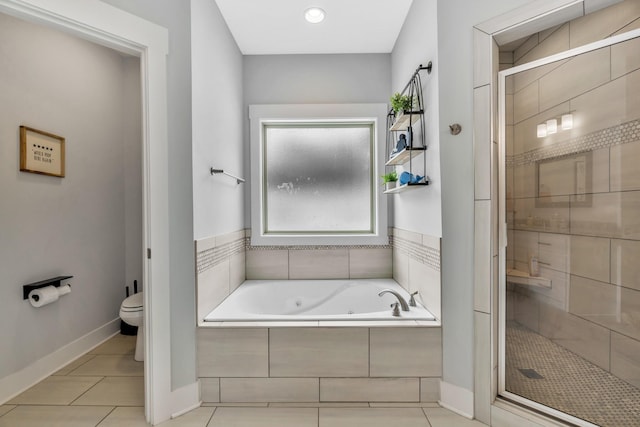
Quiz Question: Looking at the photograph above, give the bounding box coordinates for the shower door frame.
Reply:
[497,27,640,427]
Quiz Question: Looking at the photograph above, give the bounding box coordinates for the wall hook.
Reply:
[449,124,462,135]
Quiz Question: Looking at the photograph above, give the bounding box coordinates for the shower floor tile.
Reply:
[506,322,640,427]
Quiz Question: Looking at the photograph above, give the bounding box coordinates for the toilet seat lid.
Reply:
[122,292,143,309]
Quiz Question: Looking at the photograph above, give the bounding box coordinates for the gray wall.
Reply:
[436,0,534,393]
[99,0,196,390]
[0,13,141,379]
[242,53,392,227]
[391,0,441,238]
[192,0,244,240]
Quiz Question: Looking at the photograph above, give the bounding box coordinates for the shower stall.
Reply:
[498,23,640,427]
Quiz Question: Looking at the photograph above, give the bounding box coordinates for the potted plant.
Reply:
[381,170,398,191]
[390,92,413,117]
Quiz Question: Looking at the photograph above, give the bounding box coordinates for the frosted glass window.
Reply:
[263,123,374,234]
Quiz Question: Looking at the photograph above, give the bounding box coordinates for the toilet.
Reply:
[119,292,144,362]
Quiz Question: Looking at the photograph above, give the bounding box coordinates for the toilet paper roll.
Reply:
[29,285,59,308]
[57,284,71,296]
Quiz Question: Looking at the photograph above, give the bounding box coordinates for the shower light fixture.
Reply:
[305,7,325,23]
[561,113,573,130]
[537,123,547,138]
[546,119,558,134]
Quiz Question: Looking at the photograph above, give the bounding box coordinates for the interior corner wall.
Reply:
[191,0,244,240]
[99,0,197,390]
[0,12,137,380]
[436,0,535,395]
[242,53,392,228]
[390,0,441,239]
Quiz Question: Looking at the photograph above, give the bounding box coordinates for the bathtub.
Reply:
[204,278,435,322]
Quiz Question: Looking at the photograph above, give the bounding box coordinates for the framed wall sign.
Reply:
[20,126,65,177]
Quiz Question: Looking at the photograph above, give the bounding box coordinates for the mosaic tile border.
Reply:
[507,119,640,167]
[196,238,245,274]
[391,236,441,272]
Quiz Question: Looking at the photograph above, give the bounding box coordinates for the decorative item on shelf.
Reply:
[389,134,408,158]
[390,92,413,117]
[380,171,398,191]
[399,171,425,185]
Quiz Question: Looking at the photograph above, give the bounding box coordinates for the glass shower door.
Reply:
[499,30,640,427]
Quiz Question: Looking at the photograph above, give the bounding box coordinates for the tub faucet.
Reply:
[378,289,410,311]
[409,291,419,307]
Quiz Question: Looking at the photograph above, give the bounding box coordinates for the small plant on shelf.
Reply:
[390,92,413,115]
[380,170,398,191]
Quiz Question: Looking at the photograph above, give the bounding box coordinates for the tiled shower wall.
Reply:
[196,227,442,322]
[506,1,640,389]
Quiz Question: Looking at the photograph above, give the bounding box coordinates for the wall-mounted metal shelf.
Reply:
[383,181,430,194]
[385,147,427,166]
[384,61,432,195]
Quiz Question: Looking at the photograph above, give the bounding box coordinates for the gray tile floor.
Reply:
[0,334,487,426]
[506,322,640,427]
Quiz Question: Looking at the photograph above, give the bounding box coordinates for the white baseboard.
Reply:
[439,380,474,419]
[170,381,201,419]
[0,318,121,404]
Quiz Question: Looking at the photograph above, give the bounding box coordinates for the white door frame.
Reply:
[0,0,181,424]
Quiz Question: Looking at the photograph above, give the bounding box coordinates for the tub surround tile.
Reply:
[393,248,409,290]
[393,229,422,244]
[517,24,569,66]
[614,16,640,34]
[209,407,318,427]
[513,230,538,265]
[570,235,610,283]
[370,328,442,377]
[200,378,220,403]
[269,328,368,377]
[611,332,640,388]
[289,249,349,280]
[513,102,570,155]
[196,235,216,253]
[197,260,230,322]
[349,248,392,279]
[513,81,539,124]
[513,163,536,199]
[246,250,289,280]
[216,229,246,247]
[71,377,144,406]
[197,328,268,377]
[513,197,570,234]
[611,239,640,291]
[220,378,319,403]
[0,405,113,427]
[420,378,441,402]
[513,34,538,64]
[319,378,419,402]
[8,376,103,405]
[409,259,441,320]
[538,233,569,273]
[230,251,246,293]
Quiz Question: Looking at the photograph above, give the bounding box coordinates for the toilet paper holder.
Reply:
[22,276,73,300]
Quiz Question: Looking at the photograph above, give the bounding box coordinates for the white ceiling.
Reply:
[215,0,414,55]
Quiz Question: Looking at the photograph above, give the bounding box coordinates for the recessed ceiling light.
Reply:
[305,7,325,24]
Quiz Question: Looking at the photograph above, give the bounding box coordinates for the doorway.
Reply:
[499,26,640,427]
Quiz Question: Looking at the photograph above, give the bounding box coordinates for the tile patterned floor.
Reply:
[0,334,487,426]
[506,322,640,427]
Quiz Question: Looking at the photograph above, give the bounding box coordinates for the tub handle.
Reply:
[391,302,401,317]
[409,291,419,307]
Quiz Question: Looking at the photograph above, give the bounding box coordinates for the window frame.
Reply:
[249,104,389,246]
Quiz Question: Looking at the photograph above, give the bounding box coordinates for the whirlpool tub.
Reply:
[204,278,435,322]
